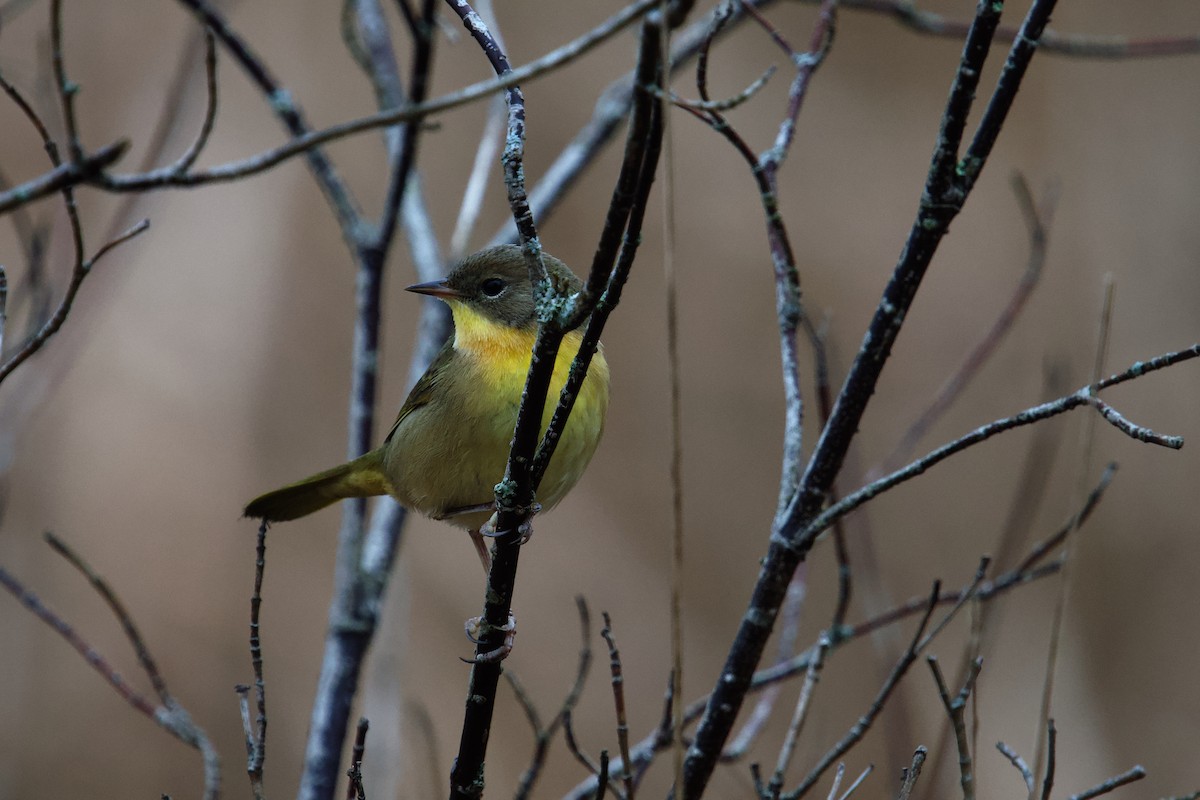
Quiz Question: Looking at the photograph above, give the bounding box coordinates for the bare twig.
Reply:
[658,10,686,792]
[602,612,636,800]
[172,0,363,243]
[837,764,873,800]
[997,741,1036,794]
[0,539,221,799]
[0,141,127,215]
[406,700,445,800]
[1035,278,1116,791]
[822,0,1200,59]
[60,0,1194,200]
[346,718,369,800]
[768,633,831,798]
[447,0,505,261]
[110,27,220,187]
[783,582,944,800]
[235,686,257,789]
[0,265,7,356]
[822,763,845,800]
[598,751,612,800]
[927,655,983,800]
[0,69,148,386]
[803,346,1195,543]
[1,556,150,718]
[245,520,268,792]
[564,512,1100,800]
[291,0,436,792]
[1066,766,1145,800]
[1040,719,1057,800]
[450,92,506,260]
[49,0,84,163]
[895,747,927,800]
[510,597,593,800]
[98,0,662,193]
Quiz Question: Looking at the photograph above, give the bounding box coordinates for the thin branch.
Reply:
[1067,767,1146,800]
[658,8,686,793]
[927,655,983,800]
[0,266,7,356]
[346,718,369,800]
[895,748,927,800]
[129,28,220,181]
[602,612,636,800]
[446,0,555,793]
[449,0,505,261]
[235,686,259,796]
[822,763,845,800]
[0,69,148,385]
[511,597,593,800]
[1035,277,1116,792]
[804,347,1195,543]
[0,561,156,717]
[450,93,506,260]
[768,634,831,798]
[825,0,1200,59]
[298,0,437,790]
[0,214,147,386]
[0,540,221,799]
[68,0,1197,201]
[49,0,84,163]
[837,765,873,800]
[98,0,662,192]
[668,63,775,112]
[246,521,269,792]
[564,529,1088,798]
[1040,719,1057,800]
[172,0,362,242]
[0,140,127,215]
[996,741,1036,794]
[783,582,944,800]
[598,751,611,800]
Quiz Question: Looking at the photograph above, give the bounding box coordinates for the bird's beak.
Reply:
[405,278,461,299]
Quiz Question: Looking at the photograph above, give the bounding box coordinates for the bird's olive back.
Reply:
[446,245,583,328]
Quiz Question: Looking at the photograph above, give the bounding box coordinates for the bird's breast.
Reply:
[386,305,609,528]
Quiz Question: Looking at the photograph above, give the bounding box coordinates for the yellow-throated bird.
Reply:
[243,245,610,571]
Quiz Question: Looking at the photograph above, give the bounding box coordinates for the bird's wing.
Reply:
[383,339,455,444]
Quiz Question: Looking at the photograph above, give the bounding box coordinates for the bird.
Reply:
[243,245,610,575]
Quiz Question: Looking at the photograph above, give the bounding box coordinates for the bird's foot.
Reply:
[516,512,537,545]
[464,611,517,663]
[478,502,541,542]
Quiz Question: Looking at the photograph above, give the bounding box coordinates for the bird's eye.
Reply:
[480,277,507,297]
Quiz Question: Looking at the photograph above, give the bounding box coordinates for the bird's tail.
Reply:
[243,449,393,522]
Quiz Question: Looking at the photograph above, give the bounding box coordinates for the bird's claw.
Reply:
[464,611,517,662]
[479,502,542,542]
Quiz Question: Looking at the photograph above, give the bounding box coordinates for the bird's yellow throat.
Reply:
[446,298,597,390]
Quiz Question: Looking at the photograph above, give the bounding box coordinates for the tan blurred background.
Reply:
[0,1,1198,797]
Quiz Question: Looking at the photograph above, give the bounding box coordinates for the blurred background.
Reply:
[0,1,1197,797]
